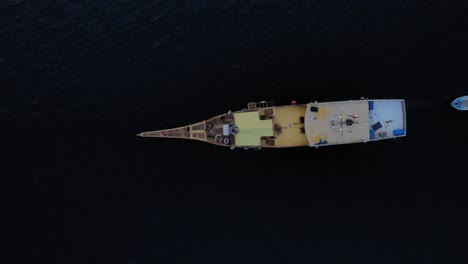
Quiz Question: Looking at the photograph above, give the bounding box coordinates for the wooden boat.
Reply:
[137,98,407,150]
[451,96,468,110]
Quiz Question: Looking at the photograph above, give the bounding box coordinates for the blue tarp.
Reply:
[393,129,405,136]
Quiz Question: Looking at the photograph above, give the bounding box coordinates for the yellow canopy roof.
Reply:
[233,112,274,146]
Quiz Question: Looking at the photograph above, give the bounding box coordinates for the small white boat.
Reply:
[451,96,468,110]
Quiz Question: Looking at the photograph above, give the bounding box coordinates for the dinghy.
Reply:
[451,96,468,110]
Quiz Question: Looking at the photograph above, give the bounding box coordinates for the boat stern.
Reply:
[368,99,406,141]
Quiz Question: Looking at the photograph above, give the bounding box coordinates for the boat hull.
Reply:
[138,99,407,149]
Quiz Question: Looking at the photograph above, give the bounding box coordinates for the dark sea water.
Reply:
[4,0,468,263]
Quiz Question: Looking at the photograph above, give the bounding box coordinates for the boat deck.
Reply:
[137,114,236,148]
[305,100,370,146]
[259,105,309,147]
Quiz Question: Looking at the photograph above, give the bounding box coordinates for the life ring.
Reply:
[215,135,222,142]
[223,137,230,145]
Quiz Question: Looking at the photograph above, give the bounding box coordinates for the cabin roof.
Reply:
[233,111,274,146]
[304,100,370,146]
